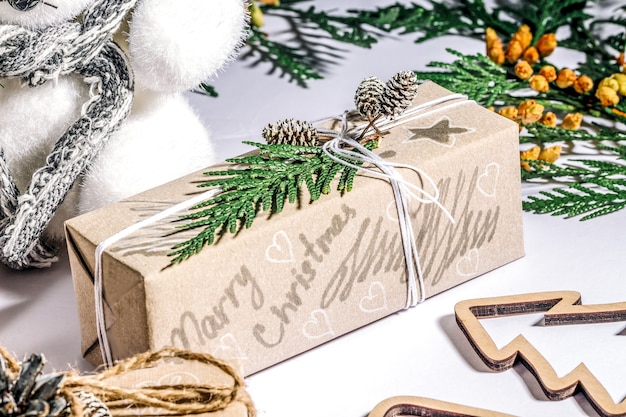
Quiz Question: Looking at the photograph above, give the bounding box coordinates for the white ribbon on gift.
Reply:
[94,188,221,367]
[321,91,469,308]
[93,86,473,367]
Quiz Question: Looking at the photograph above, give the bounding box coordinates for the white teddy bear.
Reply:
[0,0,247,269]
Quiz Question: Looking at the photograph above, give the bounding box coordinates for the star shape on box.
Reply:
[404,116,472,147]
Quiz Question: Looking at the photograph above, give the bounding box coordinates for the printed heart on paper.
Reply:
[477,162,500,198]
[302,309,335,339]
[456,248,480,277]
[211,333,247,360]
[265,230,295,263]
[359,281,388,313]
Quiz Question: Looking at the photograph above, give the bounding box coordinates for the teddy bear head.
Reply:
[0,0,92,28]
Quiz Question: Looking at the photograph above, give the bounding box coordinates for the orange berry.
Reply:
[529,75,549,93]
[573,75,593,94]
[539,65,557,82]
[555,68,576,89]
[498,106,519,121]
[562,113,583,130]
[520,146,540,171]
[611,73,626,95]
[518,99,544,124]
[540,111,557,128]
[514,60,534,80]
[523,46,540,65]
[595,86,620,107]
[536,33,557,57]
[505,39,524,63]
[538,145,562,163]
[512,24,533,50]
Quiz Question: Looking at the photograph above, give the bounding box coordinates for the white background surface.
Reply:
[2,1,626,416]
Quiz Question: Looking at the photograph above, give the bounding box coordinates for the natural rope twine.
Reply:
[0,0,137,270]
[0,345,256,417]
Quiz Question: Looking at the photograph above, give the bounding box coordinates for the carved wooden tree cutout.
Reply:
[367,395,515,417]
[455,291,626,417]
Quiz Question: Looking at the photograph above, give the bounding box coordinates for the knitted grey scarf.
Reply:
[0,0,137,269]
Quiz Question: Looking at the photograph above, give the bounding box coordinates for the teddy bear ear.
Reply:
[128,0,248,93]
[0,0,92,28]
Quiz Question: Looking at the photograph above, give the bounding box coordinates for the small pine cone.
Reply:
[74,392,111,417]
[354,76,385,118]
[262,119,318,146]
[0,354,68,417]
[381,70,418,116]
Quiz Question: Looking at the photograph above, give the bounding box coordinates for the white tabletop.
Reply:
[1,2,625,416]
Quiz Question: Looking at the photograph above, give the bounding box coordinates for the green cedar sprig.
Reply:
[522,159,626,220]
[169,140,376,264]
[417,49,522,107]
[522,124,626,145]
[241,26,324,87]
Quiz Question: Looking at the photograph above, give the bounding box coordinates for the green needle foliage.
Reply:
[523,158,626,220]
[199,0,626,222]
[169,140,375,264]
[417,49,522,107]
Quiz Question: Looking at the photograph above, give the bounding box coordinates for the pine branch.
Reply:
[168,140,375,264]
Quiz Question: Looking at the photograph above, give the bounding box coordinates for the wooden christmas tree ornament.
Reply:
[367,395,515,417]
[455,291,626,417]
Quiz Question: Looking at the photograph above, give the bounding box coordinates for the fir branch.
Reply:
[417,49,522,106]
[169,140,375,264]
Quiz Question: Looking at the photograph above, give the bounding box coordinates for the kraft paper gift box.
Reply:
[65,81,525,375]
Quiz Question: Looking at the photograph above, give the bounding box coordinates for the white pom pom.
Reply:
[128,0,248,92]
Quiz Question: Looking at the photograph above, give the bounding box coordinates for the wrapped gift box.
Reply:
[65,82,524,375]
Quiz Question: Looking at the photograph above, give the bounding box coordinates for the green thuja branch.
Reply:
[417,49,522,107]
[169,140,375,264]
[242,26,323,87]
[522,154,626,219]
[267,4,380,48]
[522,124,626,145]
[346,0,515,42]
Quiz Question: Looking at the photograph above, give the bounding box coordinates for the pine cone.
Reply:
[262,119,318,146]
[73,392,110,417]
[381,70,418,116]
[354,76,385,119]
[0,354,68,417]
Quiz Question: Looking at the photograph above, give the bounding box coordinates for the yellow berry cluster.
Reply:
[487,25,595,96]
[596,73,626,107]
[486,25,556,67]
[520,144,563,171]
[496,100,582,130]
[495,98,580,171]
